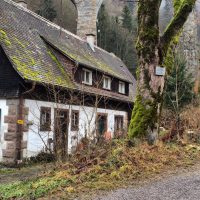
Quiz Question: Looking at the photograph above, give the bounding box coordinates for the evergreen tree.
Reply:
[121,5,133,32]
[97,4,137,76]
[97,4,109,50]
[37,0,57,22]
[164,55,195,111]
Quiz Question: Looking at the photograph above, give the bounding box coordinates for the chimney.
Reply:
[16,0,27,8]
[86,34,95,52]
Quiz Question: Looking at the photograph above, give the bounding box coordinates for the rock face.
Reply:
[13,0,77,33]
[160,0,200,92]
[180,10,199,81]
[180,7,200,93]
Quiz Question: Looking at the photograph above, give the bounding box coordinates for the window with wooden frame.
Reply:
[82,68,92,85]
[71,110,79,131]
[114,115,124,131]
[40,107,51,131]
[118,81,125,94]
[103,76,111,90]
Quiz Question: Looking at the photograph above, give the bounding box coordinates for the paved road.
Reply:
[94,169,200,200]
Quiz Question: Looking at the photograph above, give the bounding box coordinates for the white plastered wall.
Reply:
[24,99,128,158]
[0,99,8,162]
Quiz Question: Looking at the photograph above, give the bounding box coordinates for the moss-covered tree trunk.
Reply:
[129,0,196,140]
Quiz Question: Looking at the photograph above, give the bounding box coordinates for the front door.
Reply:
[97,114,107,141]
[54,109,69,161]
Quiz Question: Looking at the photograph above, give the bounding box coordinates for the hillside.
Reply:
[13,0,200,40]
[13,0,135,33]
[14,0,77,33]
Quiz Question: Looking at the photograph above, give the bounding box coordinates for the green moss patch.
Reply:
[0,29,75,89]
[47,49,75,89]
[1,140,200,199]
[0,29,11,46]
[47,40,123,79]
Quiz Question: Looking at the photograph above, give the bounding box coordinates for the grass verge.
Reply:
[0,140,200,199]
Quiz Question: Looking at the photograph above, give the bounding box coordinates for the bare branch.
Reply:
[160,0,196,57]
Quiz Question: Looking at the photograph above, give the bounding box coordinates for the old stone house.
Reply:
[0,0,136,163]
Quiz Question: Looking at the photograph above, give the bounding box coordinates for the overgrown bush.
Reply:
[181,105,200,130]
[29,152,55,164]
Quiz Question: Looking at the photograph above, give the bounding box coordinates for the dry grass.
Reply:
[181,105,200,130]
[1,140,200,199]
[46,141,200,199]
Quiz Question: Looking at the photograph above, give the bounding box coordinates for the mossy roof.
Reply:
[0,0,136,102]
[0,24,75,89]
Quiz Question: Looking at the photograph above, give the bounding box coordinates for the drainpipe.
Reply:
[16,96,24,163]
[16,82,36,163]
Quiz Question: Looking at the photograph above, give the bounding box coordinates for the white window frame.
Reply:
[119,81,125,94]
[82,68,92,85]
[103,76,111,90]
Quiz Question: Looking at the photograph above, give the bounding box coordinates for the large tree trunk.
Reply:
[128,0,196,140]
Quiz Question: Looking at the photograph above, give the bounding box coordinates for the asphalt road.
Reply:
[94,168,200,200]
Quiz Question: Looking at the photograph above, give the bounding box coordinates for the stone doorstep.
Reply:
[4,115,17,124]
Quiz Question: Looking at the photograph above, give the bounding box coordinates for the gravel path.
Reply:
[94,166,200,200]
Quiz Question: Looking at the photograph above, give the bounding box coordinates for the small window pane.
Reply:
[103,76,111,90]
[86,71,90,83]
[119,81,125,94]
[82,69,92,85]
[40,107,51,131]
[115,116,124,131]
[71,111,79,131]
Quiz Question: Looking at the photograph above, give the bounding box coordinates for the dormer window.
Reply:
[103,76,111,90]
[119,81,125,94]
[82,68,92,85]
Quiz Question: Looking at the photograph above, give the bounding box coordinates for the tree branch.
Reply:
[160,0,196,57]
